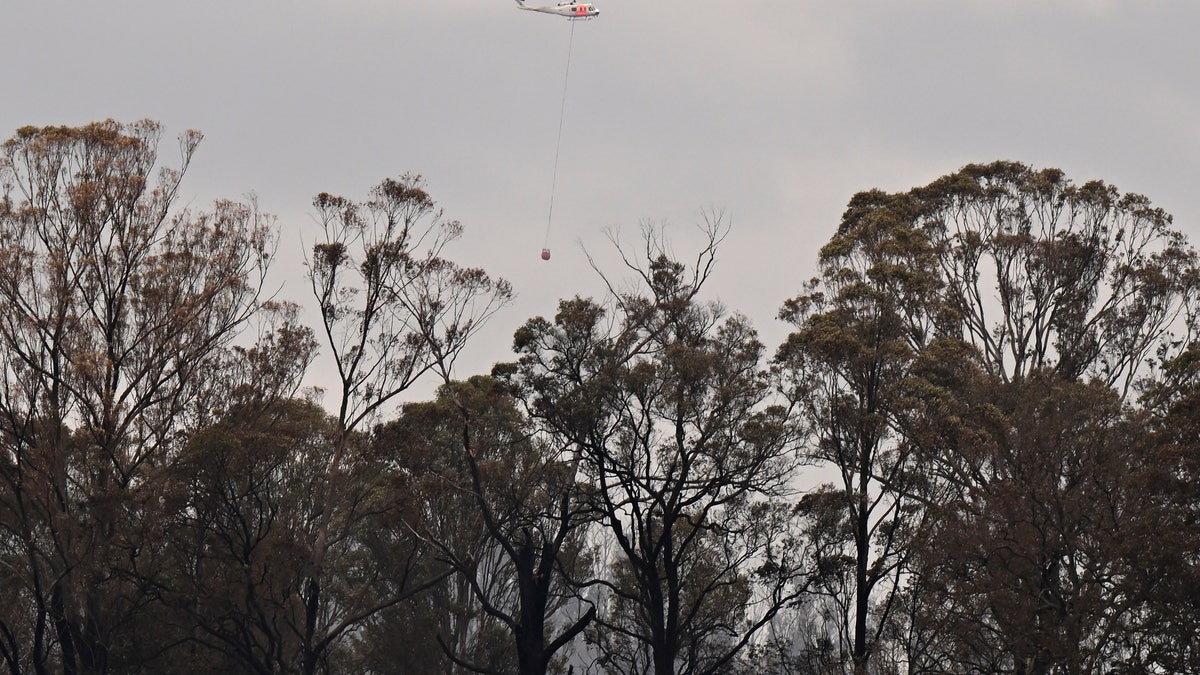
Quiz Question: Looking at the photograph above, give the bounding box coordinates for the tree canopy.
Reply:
[2,124,1198,675]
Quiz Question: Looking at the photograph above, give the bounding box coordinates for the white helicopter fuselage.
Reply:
[515,0,599,19]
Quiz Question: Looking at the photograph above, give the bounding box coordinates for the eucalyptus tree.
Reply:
[505,224,811,675]
[785,161,1200,673]
[917,161,1199,397]
[0,120,283,674]
[904,162,1200,673]
[775,189,945,672]
[903,374,1177,674]
[300,175,512,675]
[1135,346,1200,673]
[158,397,332,675]
[376,375,594,675]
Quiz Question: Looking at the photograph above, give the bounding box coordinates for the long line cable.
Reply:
[543,19,576,255]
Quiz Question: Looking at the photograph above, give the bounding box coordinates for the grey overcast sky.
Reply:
[4,1,1199,398]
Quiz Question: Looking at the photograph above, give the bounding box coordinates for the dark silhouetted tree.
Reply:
[377,375,594,675]
[506,224,812,675]
[790,162,1200,674]
[917,161,1199,396]
[0,120,280,675]
[775,189,944,673]
[300,175,512,674]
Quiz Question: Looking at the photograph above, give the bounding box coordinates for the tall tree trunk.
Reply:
[51,584,78,675]
[302,578,321,675]
[854,466,870,673]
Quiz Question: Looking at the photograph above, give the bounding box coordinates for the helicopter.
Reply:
[517,0,597,262]
[515,0,599,19]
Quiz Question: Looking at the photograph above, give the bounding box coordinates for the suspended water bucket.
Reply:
[541,248,552,261]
